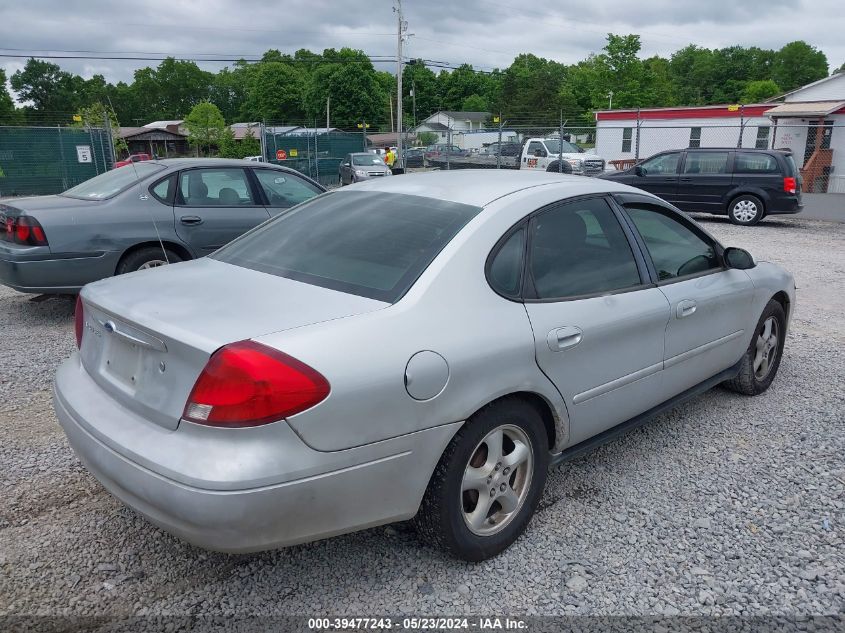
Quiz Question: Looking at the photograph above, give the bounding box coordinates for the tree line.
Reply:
[0,35,835,131]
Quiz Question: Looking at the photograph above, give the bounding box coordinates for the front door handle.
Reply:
[547,326,583,351]
[676,299,697,318]
[180,215,203,226]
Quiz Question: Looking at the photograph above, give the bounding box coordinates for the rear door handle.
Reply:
[180,215,203,226]
[680,177,694,182]
[676,299,697,318]
[547,326,583,351]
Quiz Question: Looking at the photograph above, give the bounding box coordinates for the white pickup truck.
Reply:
[520,138,607,175]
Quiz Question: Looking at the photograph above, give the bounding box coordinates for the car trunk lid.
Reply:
[78,258,388,430]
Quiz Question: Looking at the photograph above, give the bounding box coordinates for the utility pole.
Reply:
[496,113,502,169]
[326,94,330,131]
[412,81,417,127]
[608,91,614,110]
[395,0,407,169]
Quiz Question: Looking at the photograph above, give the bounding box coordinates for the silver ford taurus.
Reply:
[54,170,795,561]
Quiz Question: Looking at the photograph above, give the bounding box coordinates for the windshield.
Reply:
[212,191,482,302]
[62,163,164,200]
[543,139,581,154]
[352,155,385,166]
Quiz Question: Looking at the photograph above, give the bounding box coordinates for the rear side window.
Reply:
[212,191,481,303]
[488,227,525,298]
[734,152,779,173]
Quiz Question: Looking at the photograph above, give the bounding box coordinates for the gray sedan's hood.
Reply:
[83,257,388,354]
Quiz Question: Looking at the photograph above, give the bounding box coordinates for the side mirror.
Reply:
[634,165,645,177]
[724,247,756,270]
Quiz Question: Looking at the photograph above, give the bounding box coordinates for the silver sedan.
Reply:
[54,170,795,561]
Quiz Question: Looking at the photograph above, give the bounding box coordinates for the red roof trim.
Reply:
[596,105,771,121]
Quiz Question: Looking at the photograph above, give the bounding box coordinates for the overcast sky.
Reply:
[2,0,844,98]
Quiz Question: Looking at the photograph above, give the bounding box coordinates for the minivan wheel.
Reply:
[728,194,764,226]
[724,299,786,396]
[117,246,182,275]
[414,398,549,561]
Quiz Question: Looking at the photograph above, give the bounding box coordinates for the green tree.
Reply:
[216,126,239,158]
[772,41,828,91]
[461,94,488,111]
[499,54,567,124]
[184,101,225,156]
[417,131,438,146]
[241,128,261,157]
[403,60,439,124]
[210,63,252,123]
[0,69,19,124]
[75,102,128,156]
[243,61,305,123]
[741,79,781,103]
[10,58,82,123]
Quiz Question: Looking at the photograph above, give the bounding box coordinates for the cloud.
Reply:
[1,0,842,97]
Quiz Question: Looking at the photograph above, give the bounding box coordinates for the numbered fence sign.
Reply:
[76,145,92,163]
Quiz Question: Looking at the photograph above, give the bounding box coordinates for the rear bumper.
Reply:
[53,354,460,552]
[0,248,116,294]
[766,196,803,215]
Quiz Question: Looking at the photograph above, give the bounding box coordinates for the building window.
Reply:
[755,126,771,149]
[622,127,632,153]
[689,127,701,148]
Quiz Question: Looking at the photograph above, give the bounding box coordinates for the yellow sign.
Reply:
[356,123,370,129]
[289,149,298,157]
[727,104,740,112]
[493,116,500,123]
[72,114,82,122]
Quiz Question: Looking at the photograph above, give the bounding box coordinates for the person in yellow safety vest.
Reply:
[384,148,395,168]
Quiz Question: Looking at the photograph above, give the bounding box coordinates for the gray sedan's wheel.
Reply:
[117,246,182,275]
[724,299,786,395]
[728,194,764,226]
[415,397,549,561]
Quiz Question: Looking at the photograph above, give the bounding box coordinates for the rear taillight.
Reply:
[74,296,84,349]
[183,341,330,428]
[784,177,797,194]
[2,216,48,246]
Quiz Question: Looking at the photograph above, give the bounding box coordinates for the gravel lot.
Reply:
[0,214,843,621]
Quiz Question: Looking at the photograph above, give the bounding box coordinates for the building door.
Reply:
[804,120,833,163]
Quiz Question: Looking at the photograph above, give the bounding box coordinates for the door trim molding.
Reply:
[664,329,744,369]
[573,360,663,405]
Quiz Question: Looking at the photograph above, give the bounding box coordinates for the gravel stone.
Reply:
[0,215,843,617]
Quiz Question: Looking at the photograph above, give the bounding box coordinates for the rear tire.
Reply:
[724,299,786,395]
[414,397,549,561]
[728,194,764,226]
[117,246,182,275]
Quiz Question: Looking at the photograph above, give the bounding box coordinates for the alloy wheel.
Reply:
[137,260,168,270]
[753,316,780,380]
[461,424,534,536]
[733,200,759,223]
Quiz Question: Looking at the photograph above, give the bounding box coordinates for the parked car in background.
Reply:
[424,144,468,163]
[339,153,392,185]
[0,159,324,294]
[244,155,264,162]
[114,153,152,169]
[403,148,425,168]
[57,170,794,561]
[598,148,803,226]
[482,142,521,158]
[520,138,606,175]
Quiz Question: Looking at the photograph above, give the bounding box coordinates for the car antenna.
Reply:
[124,134,170,266]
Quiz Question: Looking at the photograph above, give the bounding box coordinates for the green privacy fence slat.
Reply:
[0,126,114,197]
[264,132,364,187]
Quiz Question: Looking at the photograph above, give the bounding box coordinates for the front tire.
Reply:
[414,398,549,561]
[117,246,182,275]
[724,299,786,395]
[546,161,572,174]
[728,194,764,226]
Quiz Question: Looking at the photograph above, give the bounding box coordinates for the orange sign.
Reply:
[276,149,287,160]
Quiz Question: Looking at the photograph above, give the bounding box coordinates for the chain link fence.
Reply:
[260,127,365,188]
[0,126,114,197]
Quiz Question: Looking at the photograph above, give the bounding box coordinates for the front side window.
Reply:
[212,191,481,303]
[61,163,164,200]
[625,205,720,281]
[689,127,702,148]
[254,169,322,208]
[528,198,641,300]
[527,141,546,157]
[179,168,255,207]
[640,152,680,175]
[683,151,729,175]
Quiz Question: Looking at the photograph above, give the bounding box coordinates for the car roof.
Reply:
[148,158,288,168]
[341,169,638,207]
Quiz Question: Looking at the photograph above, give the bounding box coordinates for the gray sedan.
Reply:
[339,153,392,185]
[0,159,324,294]
[54,170,794,561]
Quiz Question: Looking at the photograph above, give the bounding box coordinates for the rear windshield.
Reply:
[212,191,482,302]
[61,163,164,200]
